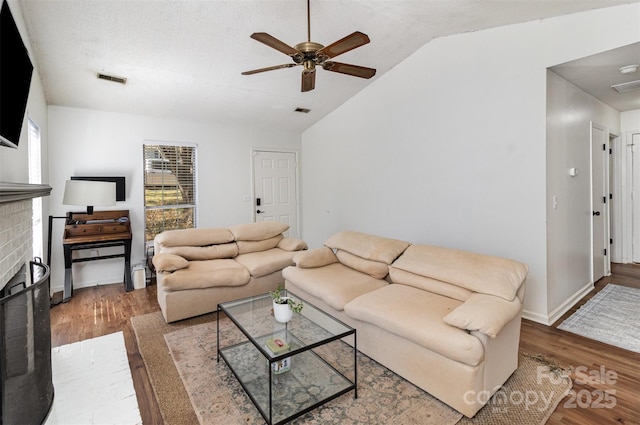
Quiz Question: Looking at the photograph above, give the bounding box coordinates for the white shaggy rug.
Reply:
[45,331,142,425]
[558,284,640,353]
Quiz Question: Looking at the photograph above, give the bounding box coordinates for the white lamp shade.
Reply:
[62,180,116,208]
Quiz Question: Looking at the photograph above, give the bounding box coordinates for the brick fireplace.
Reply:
[0,199,34,288]
[0,182,51,289]
[0,182,53,424]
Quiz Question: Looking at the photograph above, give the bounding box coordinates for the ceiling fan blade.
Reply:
[322,62,376,79]
[250,33,300,57]
[242,63,299,75]
[301,69,316,92]
[317,31,370,59]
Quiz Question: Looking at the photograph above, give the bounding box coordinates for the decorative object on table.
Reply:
[265,337,291,374]
[269,286,303,323]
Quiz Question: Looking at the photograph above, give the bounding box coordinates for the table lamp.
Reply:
[62,180,116,214]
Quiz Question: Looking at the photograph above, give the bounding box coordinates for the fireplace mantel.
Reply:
[0,181,52,204]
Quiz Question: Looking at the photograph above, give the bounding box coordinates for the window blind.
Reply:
[143,143,197,242]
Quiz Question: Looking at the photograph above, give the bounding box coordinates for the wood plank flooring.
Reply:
[49,264,640,424]
[50,283,163,423]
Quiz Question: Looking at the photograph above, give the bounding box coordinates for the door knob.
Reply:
[593,211,600,216]
[256,210,264,214]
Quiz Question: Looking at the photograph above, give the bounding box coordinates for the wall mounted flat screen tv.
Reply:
[0,0,34,149]
[71,176,126,201]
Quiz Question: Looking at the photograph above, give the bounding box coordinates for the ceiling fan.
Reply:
[241,0,376,92]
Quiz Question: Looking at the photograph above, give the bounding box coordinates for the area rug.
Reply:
[130,312,212,425]
[131,311,571,425]
[46,331,142,425]
[557,283,640,353]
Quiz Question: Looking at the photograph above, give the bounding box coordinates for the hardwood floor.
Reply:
[49,265,640,424]
[50,282,163,423]
[520,263,640,425]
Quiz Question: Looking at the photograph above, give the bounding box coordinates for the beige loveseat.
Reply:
[282,231,528,418]
[152,222,307,323]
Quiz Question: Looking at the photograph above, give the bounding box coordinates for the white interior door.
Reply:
[633,133,640,263]
[591,123,610,280]
[252,150,299,238]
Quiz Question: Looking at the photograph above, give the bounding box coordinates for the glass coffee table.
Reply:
[217,291,357,425]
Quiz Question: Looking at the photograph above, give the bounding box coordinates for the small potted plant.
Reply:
[269,286,303,323]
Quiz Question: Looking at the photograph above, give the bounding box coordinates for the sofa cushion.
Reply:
[161,259,250,291]
[336,249,389,279]
[152,253,188,272]
[389,268,472,302]
[283,263,388,311]
[391,244,528,301]
[324,231,410,265]
[293,247,338,268]
[230,222,289,241]
[155,227,234,247]
[234,248,296,277]
[236,235,283,254]
[163,243,238,260]
[277,237,308,252]
[443,293,522,338]
[344,284,484,366]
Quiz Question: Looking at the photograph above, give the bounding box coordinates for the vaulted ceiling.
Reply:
[17,0,639,133]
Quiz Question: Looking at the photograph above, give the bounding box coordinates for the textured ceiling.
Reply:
[17,0,639,134]
[550,42,640,112]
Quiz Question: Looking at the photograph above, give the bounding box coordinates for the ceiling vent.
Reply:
[97,73,127,85]
[611,79,640,93]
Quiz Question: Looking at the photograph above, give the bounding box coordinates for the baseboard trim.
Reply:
[521,310,551,325]
[522,282,595,326]
[547,282,594,326]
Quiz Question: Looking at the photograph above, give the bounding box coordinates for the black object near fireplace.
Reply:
[0,260,54,425]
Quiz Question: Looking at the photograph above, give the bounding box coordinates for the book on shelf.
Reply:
[265,337,291,374]
[265,337,290,354]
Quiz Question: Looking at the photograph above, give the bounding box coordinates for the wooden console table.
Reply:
[62,210,133,302]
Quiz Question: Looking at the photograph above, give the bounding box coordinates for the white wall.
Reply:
[546,71,620,323]
[621,110,640,131]
[620,110,640,264]
[300,4,640,323]
[47,106,300,293]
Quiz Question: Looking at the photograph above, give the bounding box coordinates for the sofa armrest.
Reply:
[152,253,188,273]
[443,293,522,338]
[277,237,308,252]
[293,247,338,268]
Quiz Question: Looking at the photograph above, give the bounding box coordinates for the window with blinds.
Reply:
[28,118,43,260]
[143,143,197,243]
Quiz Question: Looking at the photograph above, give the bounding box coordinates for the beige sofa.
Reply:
[282,230,528,418]
[152,222,307,323]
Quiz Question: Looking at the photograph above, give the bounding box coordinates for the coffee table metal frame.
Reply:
[217,291,357,425]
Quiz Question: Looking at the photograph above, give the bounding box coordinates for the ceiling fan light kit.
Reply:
[241,0,376,92]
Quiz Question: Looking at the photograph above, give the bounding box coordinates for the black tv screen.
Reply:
[71,176,126,202]
[0,0,34,148]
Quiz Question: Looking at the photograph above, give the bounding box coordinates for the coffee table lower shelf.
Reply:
[219,337,356,425]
